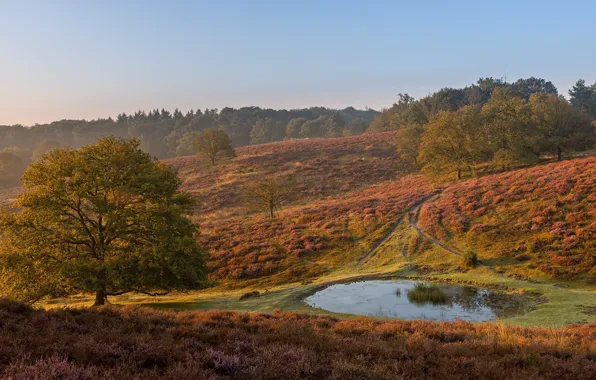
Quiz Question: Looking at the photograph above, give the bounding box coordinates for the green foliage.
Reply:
[250,118,284,144]
[481,88,538,169]
[193,128,236,165]
[368,93,428,132]
[530,93,594,160]
[462,251,479,268]
[285,117,307,139]
[0,137,208,305]
[394,123,424,170]
[0,107,376,160]
[568,79,596,118]
[418,106,488,180]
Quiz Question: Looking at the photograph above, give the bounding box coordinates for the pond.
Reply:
[304,280,532,322]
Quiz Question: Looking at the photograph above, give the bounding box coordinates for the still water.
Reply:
[304,280,529,322]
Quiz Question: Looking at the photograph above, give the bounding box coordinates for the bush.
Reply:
[239,291,260,301]
[462,251,479,267]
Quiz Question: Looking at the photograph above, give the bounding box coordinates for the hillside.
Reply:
[418,157,596,280]
[1,299,595,379]
[165,133,434,286]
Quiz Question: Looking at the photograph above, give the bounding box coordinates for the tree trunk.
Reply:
[557,146,562,161]
[93,289,107,307]
[456,169,461,180]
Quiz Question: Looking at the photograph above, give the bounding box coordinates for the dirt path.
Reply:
[408,195,462,257]
[358,194,437,263]
[409,196,500,274]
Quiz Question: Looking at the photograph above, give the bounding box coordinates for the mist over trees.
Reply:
[0,106,375,188]
[0,106,376,159]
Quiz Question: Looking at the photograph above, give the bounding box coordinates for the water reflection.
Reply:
[304,280,530,322]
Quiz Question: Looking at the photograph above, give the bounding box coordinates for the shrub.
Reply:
[462,251,479,267]
[239,291,260,301]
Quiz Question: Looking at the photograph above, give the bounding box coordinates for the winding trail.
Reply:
[408,195,462,257]
[358,194,437,263]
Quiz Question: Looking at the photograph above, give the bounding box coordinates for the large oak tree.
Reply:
[0,137,208,306]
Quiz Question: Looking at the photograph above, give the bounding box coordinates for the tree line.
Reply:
[0,106,376,187]
[371,77,596,180]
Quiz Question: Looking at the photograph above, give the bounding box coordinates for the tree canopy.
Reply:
[193,128,236,165]
[0,137,208,306]
[401,85,595,181]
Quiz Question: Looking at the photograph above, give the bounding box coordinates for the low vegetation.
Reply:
[419,156,595,280]
[407,282,448,305]
[1,300,595,379]
[462,251,479,268]
[163,132,434,285]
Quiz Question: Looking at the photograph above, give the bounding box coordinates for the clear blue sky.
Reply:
[1,0,594,125]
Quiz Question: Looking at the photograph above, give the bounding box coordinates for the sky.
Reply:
[0,0,595,126]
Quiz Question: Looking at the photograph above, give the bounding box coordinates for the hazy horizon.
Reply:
[1,0,595,126]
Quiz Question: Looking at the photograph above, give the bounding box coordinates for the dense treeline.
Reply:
[372,77,596,179]
[0,106,376,187]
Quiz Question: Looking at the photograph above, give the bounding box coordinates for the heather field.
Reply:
[2,135,596,329]
[1,132,596,380]
[418,157,596,281]
[1,299,595,380]
[164,133,436,286]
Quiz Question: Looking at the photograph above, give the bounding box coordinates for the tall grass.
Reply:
[407,282,448,305]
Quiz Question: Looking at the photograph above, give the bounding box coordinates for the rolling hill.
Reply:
[164,132,434,287]
[418,157,596,281]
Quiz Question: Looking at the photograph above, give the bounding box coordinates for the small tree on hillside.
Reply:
[244,178,291,219]
[0,137,208,306]
[193,128,236,165]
